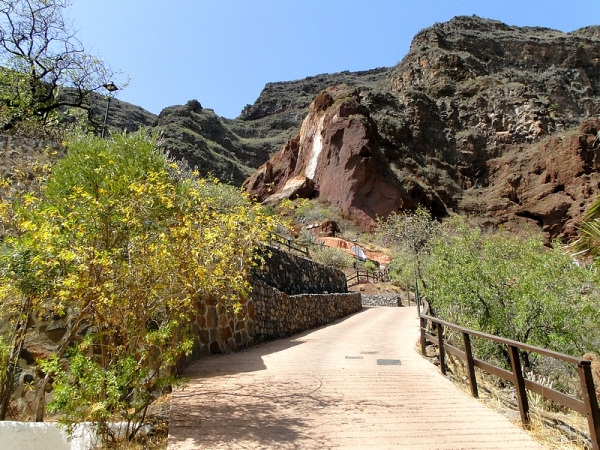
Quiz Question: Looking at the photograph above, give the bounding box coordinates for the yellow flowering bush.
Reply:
[0,131,279,441]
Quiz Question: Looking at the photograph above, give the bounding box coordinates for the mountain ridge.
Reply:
[43,16,600,239]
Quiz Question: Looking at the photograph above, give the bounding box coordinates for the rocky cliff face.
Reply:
[243,16,600,237]
[243,87,414,228]
[154,70,389,184]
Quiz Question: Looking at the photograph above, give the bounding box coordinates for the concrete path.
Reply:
[168,307,544,449]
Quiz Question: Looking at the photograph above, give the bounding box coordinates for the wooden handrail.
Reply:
[419,312,600,449]
[347,268,389,286]
[268,233,309,256]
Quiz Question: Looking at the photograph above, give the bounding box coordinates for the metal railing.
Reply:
[419,308,600,449]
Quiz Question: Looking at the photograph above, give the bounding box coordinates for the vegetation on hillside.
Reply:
[375,210,600,371]
[0,131,279,443]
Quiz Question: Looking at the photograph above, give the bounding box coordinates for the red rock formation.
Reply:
[460,118,600,238]
[244,87,413,230]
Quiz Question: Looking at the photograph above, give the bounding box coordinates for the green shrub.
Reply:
[310,245,354,269]
[424,223,600,368]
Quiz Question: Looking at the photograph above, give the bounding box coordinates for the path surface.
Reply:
[168,307,544,449]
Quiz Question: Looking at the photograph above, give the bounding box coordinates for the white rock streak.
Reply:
[305,113,326,180]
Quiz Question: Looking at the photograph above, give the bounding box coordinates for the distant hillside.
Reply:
[153,68,390,184]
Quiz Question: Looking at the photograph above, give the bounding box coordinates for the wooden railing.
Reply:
[346,267,389,286]
[268,233,309,257]
[419,310,600,450]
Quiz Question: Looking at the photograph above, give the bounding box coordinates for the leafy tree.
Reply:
[375,206,438,296]
[0,131,279,440]
[0,0,120,131]
[424,221,600,368]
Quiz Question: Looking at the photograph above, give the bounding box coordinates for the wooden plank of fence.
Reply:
[419,312,600,449]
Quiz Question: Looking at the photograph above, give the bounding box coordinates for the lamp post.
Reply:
[101,81,118,138]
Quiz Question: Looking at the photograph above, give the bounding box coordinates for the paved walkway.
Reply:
[168,307,544,449]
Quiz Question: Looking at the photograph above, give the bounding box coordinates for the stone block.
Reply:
[234,332,242,345]
[209,341,221,354]
[220,327,232,341]
[219,315,228,327]
[198,330,210,344]
[209,328,219,342]
[206,306,218,328]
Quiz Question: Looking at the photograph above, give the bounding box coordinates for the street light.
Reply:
[101,82,118,138]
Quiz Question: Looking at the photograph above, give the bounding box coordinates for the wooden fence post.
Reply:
[462,332,478,398]
[508,345,530,427]
[438,322,446,376]
[420,317,427,356]
[579,361,600,450]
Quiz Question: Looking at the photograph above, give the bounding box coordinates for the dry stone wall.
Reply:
[190,247,360,359]
[251,280,361,340]
[252,246,348,295]
[190,279,361,358]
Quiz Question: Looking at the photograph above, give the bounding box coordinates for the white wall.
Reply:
[0,422,95,450]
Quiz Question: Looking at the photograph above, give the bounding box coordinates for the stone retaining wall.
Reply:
[191,279,362,358]
[252,246,347,295]
[251,280,362,340]
[361,294,402,307]
[190,248,360,358]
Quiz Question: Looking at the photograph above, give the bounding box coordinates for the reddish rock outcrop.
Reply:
[460,118,600,238]
[244,87,413,229]
[316,237,392,266]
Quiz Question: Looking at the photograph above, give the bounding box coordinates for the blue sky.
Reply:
[70,1,600,118]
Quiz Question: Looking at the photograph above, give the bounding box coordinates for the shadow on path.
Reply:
[168,309,369,449]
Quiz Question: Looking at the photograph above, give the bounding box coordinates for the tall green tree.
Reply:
[375,206,438,295]
[0,0,120,131]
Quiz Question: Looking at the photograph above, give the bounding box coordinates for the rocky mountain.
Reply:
[153,69,389,185]
[66,16,600,239]
[242,16,600,238]
[60,88,158,133]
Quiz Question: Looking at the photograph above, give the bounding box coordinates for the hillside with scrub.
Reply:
[2,1,600,448]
